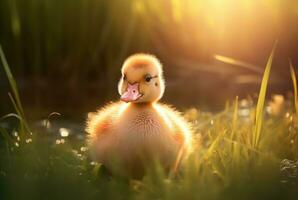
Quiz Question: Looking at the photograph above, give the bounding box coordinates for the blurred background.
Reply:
[0,0,297,121]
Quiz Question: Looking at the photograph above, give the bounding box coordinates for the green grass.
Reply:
[252,46,275,148]
[1,47,298,200]
[290,60,298,115]
[0,45,30,141]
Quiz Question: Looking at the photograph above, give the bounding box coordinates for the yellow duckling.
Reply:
[86,54,192,178]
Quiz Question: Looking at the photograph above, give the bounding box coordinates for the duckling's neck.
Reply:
[130,102,153,108]
[129,102,155,108]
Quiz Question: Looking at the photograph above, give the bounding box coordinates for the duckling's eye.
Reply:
[123,74,127,81]
[145,74,152,82]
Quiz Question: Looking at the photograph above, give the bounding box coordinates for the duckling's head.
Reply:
[118,54,165,103]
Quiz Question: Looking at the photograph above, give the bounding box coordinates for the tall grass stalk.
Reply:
[0,45,30,141]
[230,96,238,140]
[290,60,298,114]
[252,47,275,148]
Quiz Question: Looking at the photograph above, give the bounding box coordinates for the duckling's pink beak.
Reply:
[121,83,142,103]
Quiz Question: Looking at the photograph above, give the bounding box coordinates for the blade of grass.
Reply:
[204,130,227,160]
[0,45,31,140]
[8,93,26,139]
[224,138,280,162]
[253,45,276,148]
[0,45,25,117]
[230,96,240,166]
[214,54,263,73]
[0,113,22,122]
[289,60,298,114]
[231,96,238,140]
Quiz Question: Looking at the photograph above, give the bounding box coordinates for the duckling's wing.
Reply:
[155,103,193,174]
[156,103,192,147]
[86,102,125,141]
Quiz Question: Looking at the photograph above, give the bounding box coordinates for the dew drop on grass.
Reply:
[41,119,51,129]
[90,162,97,166]
[55,139,65,145]
[12,131,18,137]
[26,138,32,143]
[266,106,272,114]
[59,128,70,137]
[80,147,88,152]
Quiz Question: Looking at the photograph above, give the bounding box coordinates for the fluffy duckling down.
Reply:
[86,54,192,178]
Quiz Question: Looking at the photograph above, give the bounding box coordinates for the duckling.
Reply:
[86,53,192,178]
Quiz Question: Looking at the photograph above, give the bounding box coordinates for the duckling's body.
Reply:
[86,54,192,178]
